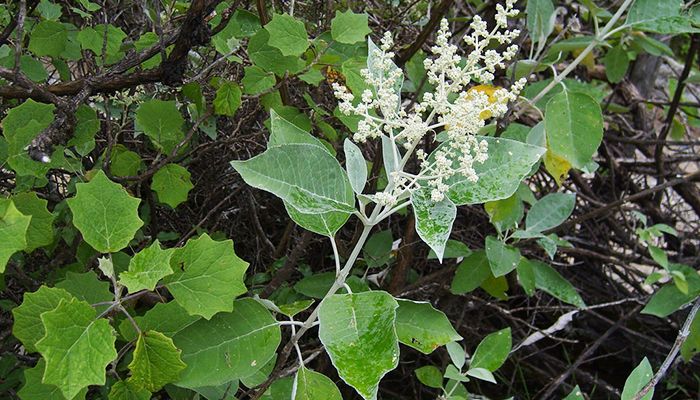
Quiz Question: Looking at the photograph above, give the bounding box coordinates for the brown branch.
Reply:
[396,0,454,66]
[0,0,38,46]
[654,34,699,184]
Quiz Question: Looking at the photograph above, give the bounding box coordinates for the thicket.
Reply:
[0,0,699,399]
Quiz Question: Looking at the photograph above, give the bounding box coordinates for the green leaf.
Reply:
[231,144,354,214]
[545,90,603,169]
[626,0,696,33]
[0,199,32,273]
[36,298,117,399]
[55,271,113,313]
[109,145,143,177]
[29,21,67,57]
[604,45,630,83]
[343,138,367,194]
[247,30,305,77]
[438,136,546,205]
[242,66,276,95]
[524,258,586,307]
[108,380,151,400]
[163,233,249,319]
[446,341,466,370]
[12,286,74,353]
[394,299,462,354]
[621,357,654,400]
[526,0,556,44]
[331,10,371,44]
[172,298,281,388]
[411,188,456,263]
[129,330,187,391]
[642,284,698,317]
[466,367,496,384]
[293,366,342,400]
[119,240,174,292]
[485,236,521,277]
[516,257,536,296]
[318,291,399,400]
[451,251,491,294]
[67,170,144,253]
[563,385,585,400]
[525,192,576,233]
[77,25,126,59]
[18,359,88,400]
[37,0,63,20]
[151,164,194,208]
[12,192,54,251]
[470,328,511,372]
[135,100,185,154]
[265,14,309,56]
[415,365,443,389]
[1,99,55,177]
[294,272,369,299]
[484,194,523,233]
[428,240,471,260]
[69,105,100,155]
[118,301,201,342]
[214,82,242,116]
[261,377,293,399]
[681,312,700,361]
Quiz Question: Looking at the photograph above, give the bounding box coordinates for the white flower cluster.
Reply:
[334,0,525,203]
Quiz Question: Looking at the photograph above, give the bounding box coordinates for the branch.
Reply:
[631,298,700,400]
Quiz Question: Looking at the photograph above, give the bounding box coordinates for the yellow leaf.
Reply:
[467,84,504,120]
[572,49,596,74]
[544,150,571,186]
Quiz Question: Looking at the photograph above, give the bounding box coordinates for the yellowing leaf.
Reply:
[544,150,571,186]
[467,84,504,119]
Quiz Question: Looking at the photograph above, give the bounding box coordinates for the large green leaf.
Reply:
[318,291,399,400]
[0,199,32,273]
[163,233,248,319]
[54,271,113,313]
[242,66,276,95]
[36,298,117,399]
[439,136,546,205]
[485,236,521,277]
[470,328,512,372]
[545,90,603,169]
[128,330,187,392]
[172,298,281,388]
[621,357,654,400]
[525,192,576,233]
[293,366,342,400]
[135,100,185,154]
[394,299,462,354]
[411,188,456,263]
[13,191,55,251]
[231,144,354,215]
[642,283,698,317]
[18,359,88,400]
[264,14,309,56]
[264,111,351,236]
[29,21,67,57]
[151,164,193,208]
[119,240,174,293]
[67,170,144,253]
[331,10,371,44]
[12,286,74,353]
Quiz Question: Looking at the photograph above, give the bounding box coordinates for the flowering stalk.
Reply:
[334,0,525,204]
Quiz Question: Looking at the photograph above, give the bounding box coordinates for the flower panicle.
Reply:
[333,1,525,204]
